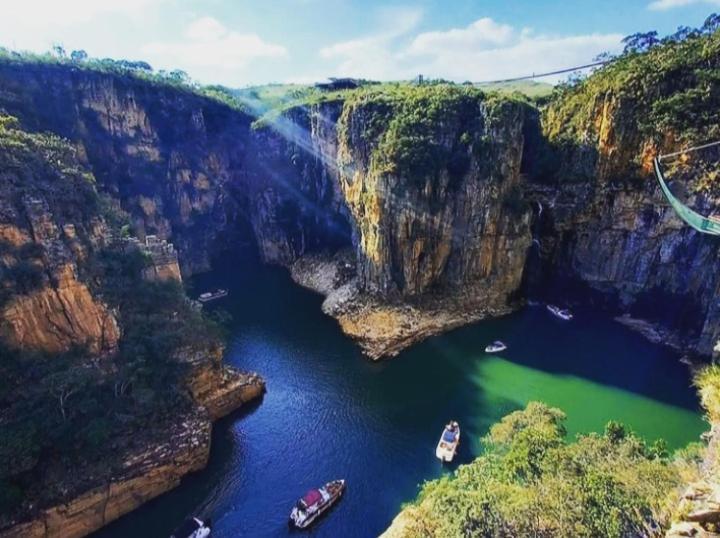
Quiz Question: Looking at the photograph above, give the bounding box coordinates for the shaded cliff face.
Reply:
[337,89,532,300]
[242,102,352,264]
[0,63,254,274]
[529,58,720,355]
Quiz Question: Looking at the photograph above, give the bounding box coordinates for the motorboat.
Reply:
[170,516,212,538]
[547,304,573,321]
[485,341,507,353]
[289,479,346,529]
[436,421,460,463]
[198,289,228,303]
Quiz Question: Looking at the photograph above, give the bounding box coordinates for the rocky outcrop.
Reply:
[0,411,210,538]
[287,91,533,357]
[1,263,119,354]
[187,358,266,420]
[0,362,265,538]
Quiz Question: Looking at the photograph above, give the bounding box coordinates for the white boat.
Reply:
[289,479,345,529]
[170,516,212,538]
[485,341,507,353]
[436,421,460,463]
[198,289,228,303]
[547,304,573,321]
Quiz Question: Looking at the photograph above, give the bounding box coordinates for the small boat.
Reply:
[547,304,573,321]
[485,341,507,353]
[170,516,212,538]
[289,479,346,529]
[436,421,460,463]
[198,289,228,303]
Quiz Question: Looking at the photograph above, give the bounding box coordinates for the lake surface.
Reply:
[95,253,707,538]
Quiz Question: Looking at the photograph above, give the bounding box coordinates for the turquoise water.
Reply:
[94,254,706,538]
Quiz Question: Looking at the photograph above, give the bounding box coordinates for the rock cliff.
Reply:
[0,364,264,538]
[0,62,253,275]
[3,61,719,359]
[0,108,265,537]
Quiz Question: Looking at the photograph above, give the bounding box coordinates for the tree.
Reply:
[702,13,720,34]
[622,31,660,54]
[70,50,88,62]
[51,44,66,58]
[168,69,190,84]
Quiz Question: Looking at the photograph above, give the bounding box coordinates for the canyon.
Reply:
[1,46,719,536]
[1,62,716,362]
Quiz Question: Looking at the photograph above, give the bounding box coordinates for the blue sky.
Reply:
[0,0,718,86]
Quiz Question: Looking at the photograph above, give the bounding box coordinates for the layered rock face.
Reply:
[530,90,720,356]
[0,63,254,274]
[0,133,120,354]
[2,262,119,354]
[337,93,531,298]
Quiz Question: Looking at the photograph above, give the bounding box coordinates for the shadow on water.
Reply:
[94,250,705,538]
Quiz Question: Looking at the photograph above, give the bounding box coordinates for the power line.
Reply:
[659,140,720,160]
[474,60,611,85]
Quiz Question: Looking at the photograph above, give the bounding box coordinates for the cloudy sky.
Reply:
[0,0,717,87]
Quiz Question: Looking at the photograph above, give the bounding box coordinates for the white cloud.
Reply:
[142,17,287,85]
[407,18,514,55]
[648,0,720,10]
[0,0,167,51]
[318,6,423,80]
[319,17,623,83]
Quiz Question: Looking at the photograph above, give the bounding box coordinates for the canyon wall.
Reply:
[242,101,352,265]
[2,62,717,359]
[0,100,265,537]
[0,63,253,274]
[528,87,720,356]
[0,369,265,538]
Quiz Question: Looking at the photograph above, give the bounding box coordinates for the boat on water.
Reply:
[170,517,212,538]
[436,421,460,463]
[485,341,507,353]
[198,289,228,303]
[547,304,573,321]
[289,479,346,529]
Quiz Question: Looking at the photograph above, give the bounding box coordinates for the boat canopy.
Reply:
[442,430,458,443]
[302,489,322,506]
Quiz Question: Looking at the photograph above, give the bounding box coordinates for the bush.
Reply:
[397,402,684,538]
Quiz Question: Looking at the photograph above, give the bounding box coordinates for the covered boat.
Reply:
[170,517,212,538]
[198,289,228,303]
[485,341,507,353]
[547,304,573,321]
[436,421,460,463]
[289,479,345,529]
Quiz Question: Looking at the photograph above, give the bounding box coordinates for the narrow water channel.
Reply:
[95,252,706,538]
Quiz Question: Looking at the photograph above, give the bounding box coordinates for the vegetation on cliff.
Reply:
[543,16,720,187]
[0,114,99,307]
[393,402,690,538]
[337,85,532,189]
[0,47,244,112]
[0,116,223,523]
